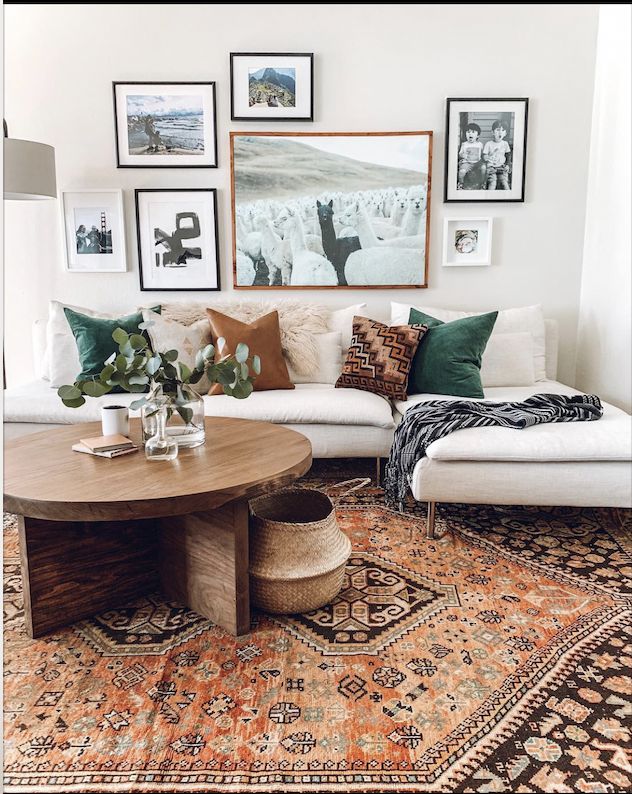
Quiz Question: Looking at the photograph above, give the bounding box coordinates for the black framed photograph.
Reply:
[444,98,528,202]
[230,53,314,121]
[113,82,217,168]
[135,189,220,291]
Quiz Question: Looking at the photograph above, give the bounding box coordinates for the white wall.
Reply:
[4,4,599,387]
[576,5,631,413]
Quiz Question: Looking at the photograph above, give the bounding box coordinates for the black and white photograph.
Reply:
[230,53,313,121]
[442,217,493,266]
[74,208,113,255]
[62,190,126,272]
[230,131,432,289]
[135,189,220,291]
[444,98,528,202]
[113,82,217,168]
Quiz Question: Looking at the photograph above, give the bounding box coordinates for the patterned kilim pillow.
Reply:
[335,316,427,400]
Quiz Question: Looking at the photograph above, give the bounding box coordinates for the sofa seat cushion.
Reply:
[394,381,632,463]
[5,381,395,430]
[203,384,394,427]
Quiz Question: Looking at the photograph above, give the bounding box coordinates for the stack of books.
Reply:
[72,433,138,459]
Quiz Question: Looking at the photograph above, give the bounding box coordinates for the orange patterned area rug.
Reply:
[3,460,632,793]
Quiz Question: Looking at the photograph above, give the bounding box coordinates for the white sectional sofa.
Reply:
[4,304,631,535]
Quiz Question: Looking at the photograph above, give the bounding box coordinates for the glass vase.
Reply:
[144,403,178,461]
[141,384,205,449]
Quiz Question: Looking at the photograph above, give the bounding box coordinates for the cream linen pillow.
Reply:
[390,302,547,382]
[142,310,212,394]
[479,332,535,387]
[47,301,160,387]
[288,332,343,384]
[328,303,367,359]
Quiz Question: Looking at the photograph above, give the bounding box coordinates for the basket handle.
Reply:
[329,477,372,503]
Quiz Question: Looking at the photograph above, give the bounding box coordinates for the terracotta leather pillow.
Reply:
[335,316,427,400]
[206,309,294,394]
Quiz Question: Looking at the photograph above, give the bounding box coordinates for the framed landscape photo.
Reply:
[230,131,432,289]
[62,189,127,272]
[444,98,528,202]
[230,53,313,121]
[442,217,493,266]
[113,82,217,168]
[135,188,220,291]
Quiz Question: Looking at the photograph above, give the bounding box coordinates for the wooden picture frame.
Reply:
[230,130,432,290]
[230,53,314,122]
[444,97,528,202]
[113,82,218,168]
[135,188,221,292]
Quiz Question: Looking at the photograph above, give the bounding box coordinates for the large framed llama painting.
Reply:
[230,131,432,289]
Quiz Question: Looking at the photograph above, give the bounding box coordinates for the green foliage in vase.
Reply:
[57,322,261,417]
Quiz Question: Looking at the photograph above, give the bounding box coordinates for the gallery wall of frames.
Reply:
[60,56,528,292]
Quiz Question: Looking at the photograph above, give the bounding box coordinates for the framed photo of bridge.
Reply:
[62,189,127,273]
[230,131,432,289]
[230,53,314,121]
[113,82,217,168]
[135,188,220,291]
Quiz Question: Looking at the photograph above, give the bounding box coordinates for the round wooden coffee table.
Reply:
[4,417,312,638]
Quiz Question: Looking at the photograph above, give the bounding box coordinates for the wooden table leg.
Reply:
[158,499,250,637]
[18,516,159,638]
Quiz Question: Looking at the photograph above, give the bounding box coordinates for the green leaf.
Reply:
[227,379,253,399]
[235,342,249,363]
[163,363,178,380]
[112,327,129,345]
[202,344,215,360]
[216,337,226,354]
[179,362,191,382]
[119,341,134,358]
[240,362,249,380]
[252,354,261,375]
[58,384,82,401]
[189,370,203,384]
[100,363,116,380]
[146,356,162,376]
[128,373,149,386]
[164,349,178,362]
[176,406,194,425]
[109,370,124,384]
[115,354,128,372]
[83,381,109,398]
[216,368,236,386]
[62,396,86,408]
[195,349,205,369]
[130,396,148,410]
[129,334,147,350]
[132,355,145,369]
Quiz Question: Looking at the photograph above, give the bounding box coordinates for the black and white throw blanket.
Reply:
[384,393,603,509]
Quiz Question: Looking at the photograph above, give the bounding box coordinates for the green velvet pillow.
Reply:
[64,306,161,387]
[407,308,498,397]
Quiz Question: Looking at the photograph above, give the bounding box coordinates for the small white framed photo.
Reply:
[442,217,493,266]
[62,189,127,272]
[135,188,220,292]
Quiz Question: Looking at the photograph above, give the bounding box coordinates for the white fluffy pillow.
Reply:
[288,332,343,384]
[142,310,212,394]
[480,332,535,387]
[390,302,547,382]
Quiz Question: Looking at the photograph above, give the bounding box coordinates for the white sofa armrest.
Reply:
[32,318,49,381]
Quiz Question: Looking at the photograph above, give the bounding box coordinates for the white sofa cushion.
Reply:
[328,304,367,357]
[5,380,395,430]
[394,381,632,463]
[391,302,547,382]
[288,332,342,385]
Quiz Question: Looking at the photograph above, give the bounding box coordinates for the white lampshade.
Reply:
[4,137,56,200]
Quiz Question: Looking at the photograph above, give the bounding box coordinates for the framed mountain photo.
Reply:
[230,53,314,121]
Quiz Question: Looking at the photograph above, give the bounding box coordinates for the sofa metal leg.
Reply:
[376,457,381,486]
[426,502,436,539]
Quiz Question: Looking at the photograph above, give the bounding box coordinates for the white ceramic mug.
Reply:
[101,405,129,437]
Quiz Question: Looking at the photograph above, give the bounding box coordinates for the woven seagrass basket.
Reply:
[249,487,351,614]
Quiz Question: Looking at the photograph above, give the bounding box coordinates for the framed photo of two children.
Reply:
[444,98,528,202]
